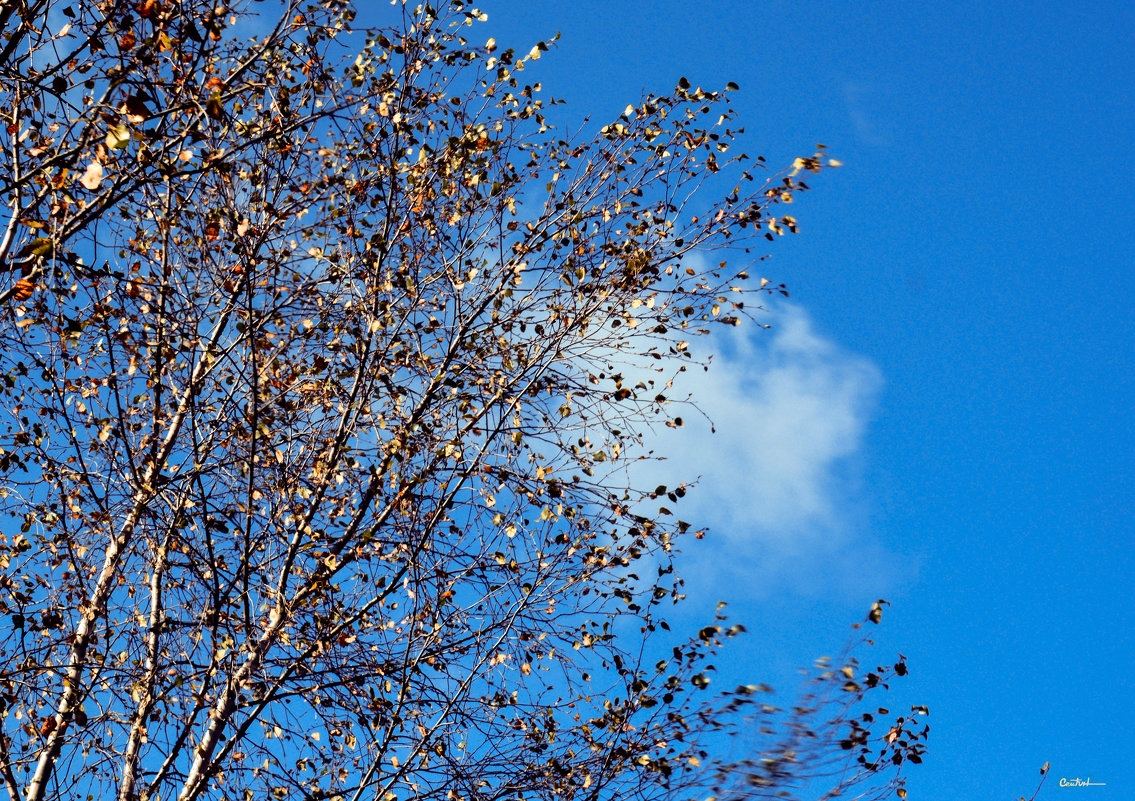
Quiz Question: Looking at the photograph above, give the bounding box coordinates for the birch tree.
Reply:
[0,2,925,800]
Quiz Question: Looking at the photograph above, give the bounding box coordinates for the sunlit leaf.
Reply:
[105,123,130,149]
[78,161,103,190]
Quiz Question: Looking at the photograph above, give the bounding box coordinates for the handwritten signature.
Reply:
[1059,778,1106,788]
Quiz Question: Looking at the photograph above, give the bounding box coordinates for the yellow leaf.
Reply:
[106,124,130,150]
[22,238,53,258]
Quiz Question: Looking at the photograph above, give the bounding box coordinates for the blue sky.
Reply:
[467,1,1134,798]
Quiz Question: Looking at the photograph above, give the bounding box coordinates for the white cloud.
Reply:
[634,306,894,598]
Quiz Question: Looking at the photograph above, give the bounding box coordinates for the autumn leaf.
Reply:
[11,278,35,302]
[105,124,130,150]
[205,92,225,120]
[79,161,103,190]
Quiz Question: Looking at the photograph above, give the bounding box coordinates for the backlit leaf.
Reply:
[78,161,103,190]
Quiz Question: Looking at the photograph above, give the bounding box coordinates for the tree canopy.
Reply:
[0,2,926,801]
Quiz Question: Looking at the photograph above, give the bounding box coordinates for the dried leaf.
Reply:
[79,161,103,190]
[12,279,35,302]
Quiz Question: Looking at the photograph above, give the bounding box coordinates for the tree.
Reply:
[0,2,925,801]
[713,607,929,801]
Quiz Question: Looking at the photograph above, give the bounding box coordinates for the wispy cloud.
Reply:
[635,306,895,598]
[844,81,891,148]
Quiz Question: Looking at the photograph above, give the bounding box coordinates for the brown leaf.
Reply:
[121,94,150,123]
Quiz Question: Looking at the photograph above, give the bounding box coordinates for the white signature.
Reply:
[1059,778,1106,788]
